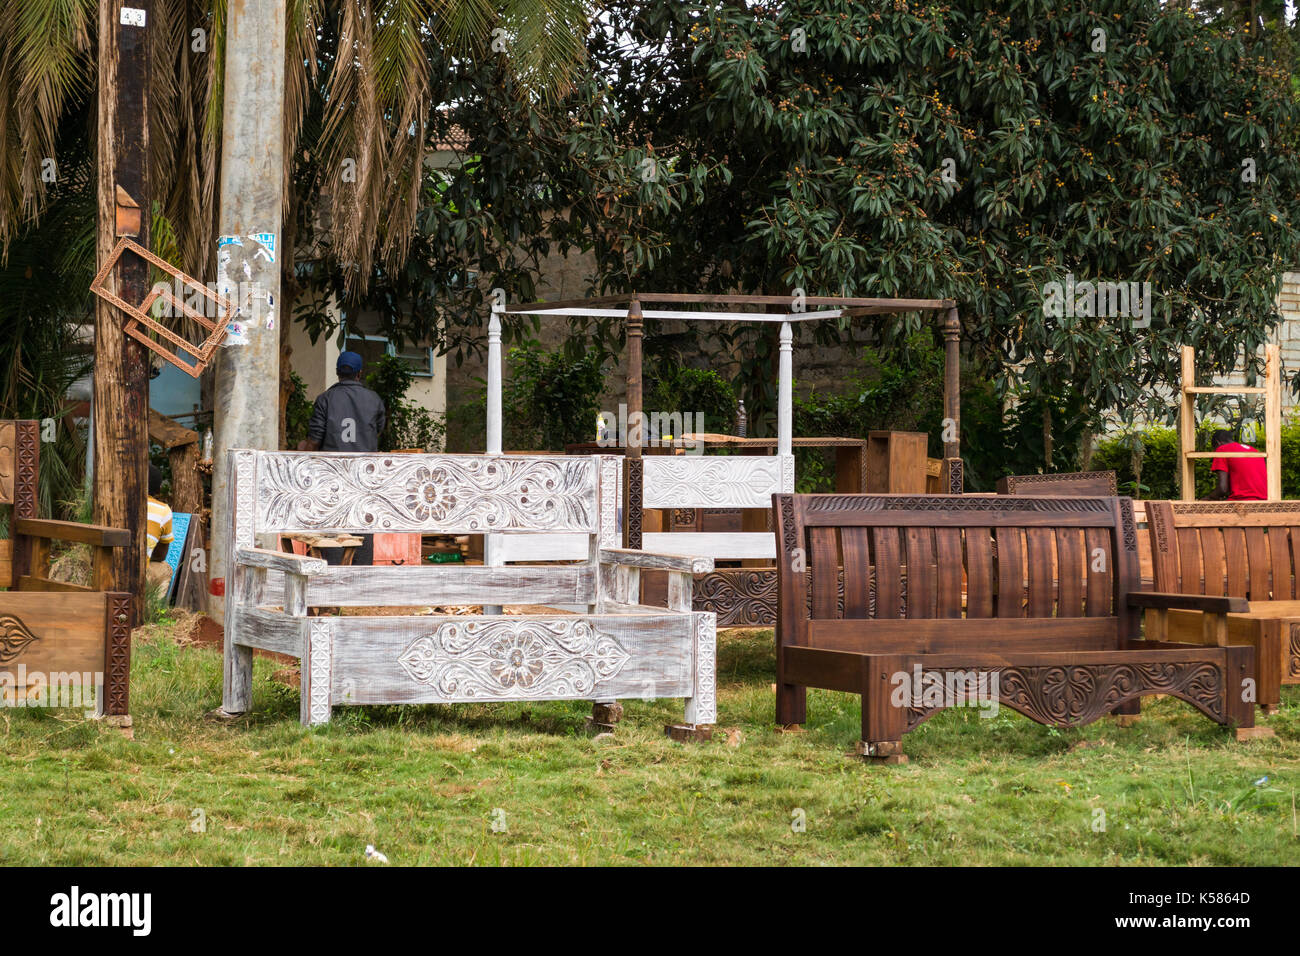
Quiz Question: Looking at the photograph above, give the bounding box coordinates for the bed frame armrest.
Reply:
[1128,592,1249,614]
[14,517,130,548]
[235,546,328,576]
[599,548,714,574]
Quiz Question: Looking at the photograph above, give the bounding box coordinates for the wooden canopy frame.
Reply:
[489,293,963,490]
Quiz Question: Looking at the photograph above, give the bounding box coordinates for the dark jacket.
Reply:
[307,380,386,452]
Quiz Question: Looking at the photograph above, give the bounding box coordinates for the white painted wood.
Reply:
[236,546,327,575]
[223,448,716,729]
[642,455,789,509]
[684,612,717,726]
[778,321,793,458]
[329,614,694,705]
[643,532,776,560]
[494,533,592,563]
[486,309,503,456]
[232,605,307,657]
[600,547,713,574]
[253,453,602,534]
[506,307,855,322]
[301,564,597,607]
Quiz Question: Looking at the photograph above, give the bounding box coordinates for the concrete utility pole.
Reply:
[209,0,287,628]
[94,0,152,626]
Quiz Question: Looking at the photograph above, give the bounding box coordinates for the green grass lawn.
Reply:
[1,617,1297,866]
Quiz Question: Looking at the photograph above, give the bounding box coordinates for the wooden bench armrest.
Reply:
[599,548,714,574]
[235,547,328,576]
[1128,592,1249,614]
[14,517,130,548]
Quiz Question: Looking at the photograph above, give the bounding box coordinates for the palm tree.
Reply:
[1,0,594,286]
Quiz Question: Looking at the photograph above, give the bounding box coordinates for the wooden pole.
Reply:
[486,308,503,455]
[626,298,644,458]
[777,321,793,459]
[94,0,152,624]
[1179,345,1196,500]
[941,306,963,493]
[1266,343,1281,500]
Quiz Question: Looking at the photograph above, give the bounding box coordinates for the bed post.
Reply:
[778,321,793,459]
[486,306,503,456]
[942,305,963,494]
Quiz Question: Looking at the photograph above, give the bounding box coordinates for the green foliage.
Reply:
[502,343,607,451]
[647,365,735,435]
[284,371,314,449]
[362,354,447,453]
[1092,421,1276,500]
[577,0,1300,437]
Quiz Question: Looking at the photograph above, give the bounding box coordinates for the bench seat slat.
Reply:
[806,617,1119,655]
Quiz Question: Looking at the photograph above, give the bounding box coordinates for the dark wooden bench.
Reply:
[773,493,1260,762]
[1146,500,1300,713]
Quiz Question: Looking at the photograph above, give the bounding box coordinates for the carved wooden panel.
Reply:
[397,618,632,699]
[0,421,14,506]
[253,453,601,534]
[997,470,1118,496]
[104,593,132,716]
[1289,622,1300,682]
[642,454,794,509]
[685,613,717,725]
[695,570,778,627]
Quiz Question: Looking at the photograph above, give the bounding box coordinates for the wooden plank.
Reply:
[600,548,712,573]
[934,527,964,619]
[16,576,93,593]
[1268,528,1293,601]
[1199,528,1226,596]
[905,527,936,619]
[965,528,994,618]
[641,532,774,560]
[840,527,872,618]
[303,564,598,607]
[1025,528,1055,617]
[14,518,130,548]
[0,539,10,588]
[327,614,695,705]
[0,591,107,706]
[809,527,839,619]
[1223,526,1248,597]
[1084,527,1112,617]
[1176,528,1204,595]
[797,507,1116,529]
[1055,527,1083,618]
[496,533,591,563]
[0,421,14,506]
[805,617,1119,654]
[995,527,1025,617]
[1167,510,1300,527]
[871,527,902,619]
[233,606,307,656]
[1244,527,1271,601]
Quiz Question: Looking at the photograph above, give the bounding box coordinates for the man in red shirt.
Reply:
[1207,429,1268,500]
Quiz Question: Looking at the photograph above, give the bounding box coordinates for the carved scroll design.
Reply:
[105,594,132,716]
[998,661,1225,726]
[695,570,777,627]
[397,619,631,700]
[307,619,332,725]
[0,614,40,663]
[685,613,717,725]
[255,454,598,533]
[898,660,1227,731]
[642,455,787,508]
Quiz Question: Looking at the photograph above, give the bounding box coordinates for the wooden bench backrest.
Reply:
[996,470,1118,497]
[1146,500,1300,601]
[629,453,794,560]
[774,493,1139,652]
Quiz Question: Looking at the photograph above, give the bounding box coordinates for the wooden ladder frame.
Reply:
[1178,344,1281,500]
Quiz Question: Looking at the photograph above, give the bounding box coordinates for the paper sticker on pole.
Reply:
[216,234,278,346]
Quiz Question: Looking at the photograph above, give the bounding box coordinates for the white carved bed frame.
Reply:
[221,450,716,732]
[482,295,961,626]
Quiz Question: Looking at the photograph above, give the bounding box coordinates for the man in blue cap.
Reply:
[301,351,386,453]
[299,351,386,564]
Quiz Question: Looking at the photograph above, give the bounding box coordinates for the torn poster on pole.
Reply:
[216,234,277,346]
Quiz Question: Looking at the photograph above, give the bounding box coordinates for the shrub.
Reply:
[363,353,447,452]
[647,365,735,435]
[502,343,606,451]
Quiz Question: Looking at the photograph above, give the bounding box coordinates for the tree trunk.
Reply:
[94,0,152,625]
